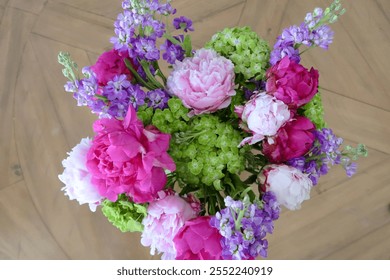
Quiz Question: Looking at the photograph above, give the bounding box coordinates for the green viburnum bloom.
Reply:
[301,92,327,129]
[206,26,270,81]
[174,114,247,187]
[150,98,248,189]
[101,195,147,233]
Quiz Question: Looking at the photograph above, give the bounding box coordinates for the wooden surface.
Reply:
[0,0,389,260]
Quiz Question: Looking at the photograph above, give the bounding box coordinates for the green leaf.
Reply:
[139,60,164,89]
[183,35,193,57]
[163,34,182,45]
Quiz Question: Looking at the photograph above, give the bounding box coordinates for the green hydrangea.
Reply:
[301,92,327,129]
[149,98,190,134]
[150,98,248,190]
[206,26,270,81]
[101,195,147,233]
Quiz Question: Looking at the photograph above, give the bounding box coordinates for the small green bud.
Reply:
[188,160,203,175]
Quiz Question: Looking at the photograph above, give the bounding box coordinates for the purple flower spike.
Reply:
[210,193,280,260]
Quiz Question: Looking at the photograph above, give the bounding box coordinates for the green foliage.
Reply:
[101,195,147,233]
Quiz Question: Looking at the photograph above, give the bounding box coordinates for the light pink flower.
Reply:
[173,216,223,260]
[141,191,198,260]
[235,92,291,146]
[167,48,236,116]
[86,105,176,203]
[259,164,313,210]
[59,138,103,212]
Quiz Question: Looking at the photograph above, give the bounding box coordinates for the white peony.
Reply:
[260,164,313,210]
[59,138,103,212]
[235,92,291,146]
[140,191,197,260]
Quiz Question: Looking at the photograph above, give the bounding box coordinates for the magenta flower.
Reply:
[90,49,134,86]
[167,48,236,116]
[263,116,315,163]
[86,105,176,203]
[266,56,319,108]
[173,216,223,260]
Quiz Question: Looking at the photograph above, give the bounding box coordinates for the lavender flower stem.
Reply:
[124,58,156,90]
[234,202,248,231]
[140,60,164,89]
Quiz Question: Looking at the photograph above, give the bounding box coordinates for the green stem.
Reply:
[174,129,208,144]
[124,58,156,90]
[299,45,314,55]
[240,187,253,200]
[215,191,225,210]
[140,60,164,89]
[95,94,108,102]
[153,61,167,85]
[234,203,248,231]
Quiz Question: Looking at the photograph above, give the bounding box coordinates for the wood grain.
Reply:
[9,0,47,14]
[0,7,36,190]
[0,0,8,8]
[1,0,389,260]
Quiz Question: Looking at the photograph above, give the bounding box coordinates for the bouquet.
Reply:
[58,0,367,260]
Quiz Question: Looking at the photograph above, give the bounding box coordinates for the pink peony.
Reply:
[263,116,315,163]
[266,56,319,108]
[59,138,103,212]
[141,191,198,260]
[259,164,313,210]
[167,48,236,116]
[235,92,291,146]
[173,216,223,260]
[90,49,133,86]
[86,105,176,203]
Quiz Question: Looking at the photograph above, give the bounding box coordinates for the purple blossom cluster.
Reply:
[111,1,192,65]
[147,88,170,109]
[161,35,185,64]
[288,128,357,185]
[270,8,334,65]
[65,68,169,118]
[111,10,165,61]
[173,16,194,32]
[210,192,280,260]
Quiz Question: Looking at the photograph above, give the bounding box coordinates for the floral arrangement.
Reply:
[58,0,367,260]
